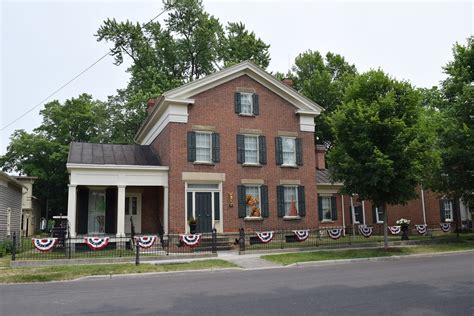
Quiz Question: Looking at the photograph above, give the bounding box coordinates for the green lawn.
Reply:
[261,241,474,265]
[0,259,237,283]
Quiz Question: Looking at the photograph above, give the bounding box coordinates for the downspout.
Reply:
[341,194,345,236]
[362,200,366,225]
[350,196,355,237]
[421,187,427,225]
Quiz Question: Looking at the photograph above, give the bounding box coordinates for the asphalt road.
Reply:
[1,253,473,316]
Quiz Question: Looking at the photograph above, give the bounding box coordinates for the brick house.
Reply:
[66,61,322,236]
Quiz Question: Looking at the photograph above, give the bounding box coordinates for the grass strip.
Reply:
[261,241,474,265]
[0,259,237,283]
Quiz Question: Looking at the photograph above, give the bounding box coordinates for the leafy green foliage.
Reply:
[291,51,358,145]
[327,70,439,207]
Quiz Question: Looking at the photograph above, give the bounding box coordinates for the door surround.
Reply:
[185,182,222,233]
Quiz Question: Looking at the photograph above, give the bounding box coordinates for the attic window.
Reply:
[234,92,259,116]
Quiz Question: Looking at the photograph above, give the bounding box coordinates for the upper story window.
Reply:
[234,92,259,116]
[187,131,220,164]
[318,195,337,222]
[237,135,267,165]
[275,136,303,166]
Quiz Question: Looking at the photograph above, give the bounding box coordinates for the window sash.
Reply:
[195,133,212,162]
[321,197,333,220]
[283,186,298,216]
[444,200,453,221]
[245,186,261,217]
[240,93,253,114]
[375,207,384,223]
[244,135,259,164]
[282,137,296,165]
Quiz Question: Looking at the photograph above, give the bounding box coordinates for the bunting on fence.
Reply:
[84,237,110,251]
[134,235,157,249]
[358,226,373,238]
[388,226,401,235]
[256,231,274,243]
[440,223,451,233]
[293,230,310,242]
[415,224,428,235]
[32,238,58,252]
[327,228,343,240]
[180,234,202,247]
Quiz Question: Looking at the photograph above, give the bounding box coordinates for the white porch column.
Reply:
[117,185,126,237]
[362,200,366,225]
[67,185,77,237]
[163,186,169,235]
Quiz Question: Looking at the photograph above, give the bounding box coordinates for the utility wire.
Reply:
[0,8,168,131]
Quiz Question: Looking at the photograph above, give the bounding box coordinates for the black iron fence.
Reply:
[10,230,218,263]
[237,223,466,252]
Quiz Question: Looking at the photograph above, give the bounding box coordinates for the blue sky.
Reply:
[1,0,472,154]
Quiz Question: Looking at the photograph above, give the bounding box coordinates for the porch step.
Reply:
[195,236,235,251]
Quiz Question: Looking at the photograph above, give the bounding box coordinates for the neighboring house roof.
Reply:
[0,171,27,190]
[135,60,324,144]
[316,169,343,186]
[67,142,161,166]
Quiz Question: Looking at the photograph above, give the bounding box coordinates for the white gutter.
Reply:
[66,163,169,171]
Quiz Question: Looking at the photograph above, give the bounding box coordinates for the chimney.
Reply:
[282,78,294,88]
[146,98,156,115]
[315,144,326,170]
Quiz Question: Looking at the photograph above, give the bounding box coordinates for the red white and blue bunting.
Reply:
[134,235,157,249]
[415,224,428,235]
[440,223,451,233]
[256,231,274,243]
[358,226,373,238]
[84,237,110,251]
[32,238,57,252]
[180,234,202,247]
[327,228,343,240]
[388,226,401,235]
[293,230,310,242]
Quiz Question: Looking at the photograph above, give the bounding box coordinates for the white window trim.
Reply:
[444,200,454,222]
[243,134,260,165]
[239,92,254,115]
[281,137,297,167]
[375,206,384,224]
[352,206,361,224]
[283,185,299,217]
[244,185,261,218]
[195,131,213,163]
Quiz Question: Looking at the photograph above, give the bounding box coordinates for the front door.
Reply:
[125,193,142,234]
[195,192,212,233]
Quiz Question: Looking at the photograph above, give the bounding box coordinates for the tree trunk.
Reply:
[383,204,388,249]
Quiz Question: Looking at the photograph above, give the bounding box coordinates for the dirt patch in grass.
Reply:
[0,259,237,284]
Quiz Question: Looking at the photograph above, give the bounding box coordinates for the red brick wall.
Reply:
[152,75,318,233]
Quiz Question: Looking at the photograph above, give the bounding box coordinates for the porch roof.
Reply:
[68,142,161,166]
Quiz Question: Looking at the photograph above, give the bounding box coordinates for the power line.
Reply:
[0,8,168,131]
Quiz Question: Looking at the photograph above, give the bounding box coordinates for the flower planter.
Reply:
[189,223,197,234]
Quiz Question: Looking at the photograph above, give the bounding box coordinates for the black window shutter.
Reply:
[234,92,241,113]
[296,138,303,166]
[298,186,306,217]
[237,135,245,164]
[253,94,259,115]
[260,185,269,217]
[187,192,193,220]
[349,206,353,224]
[187,131,196,162]
[238,186,246,218]
[212,133,220,163]
[258,136,267,165]
[439,199,446,222]
[372,205,377,223]
[277,186,285,217]
[77,187,89,234]
[275,137,283,165]
[214,192,220,220]
[318,195,323,220]
[331,196,337,220]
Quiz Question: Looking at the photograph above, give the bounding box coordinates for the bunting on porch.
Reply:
[256,231,274,243]
[84,237,110,251]
[440,223,451,232]
[415,224,428,235]
[134,235,157,249]
[388,226,401,235]
[293,230,310,242]
[327,228,343,240]
[180,234,202,247]
[32,238,57,252]
[358,226,373,238]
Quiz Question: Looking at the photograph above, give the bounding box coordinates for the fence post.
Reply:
[11,232,16,261]
[135,238,140,265]
[239,227,245,253]
[212,228,217,254]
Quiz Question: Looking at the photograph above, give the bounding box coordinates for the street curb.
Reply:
[284,249,474,268]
